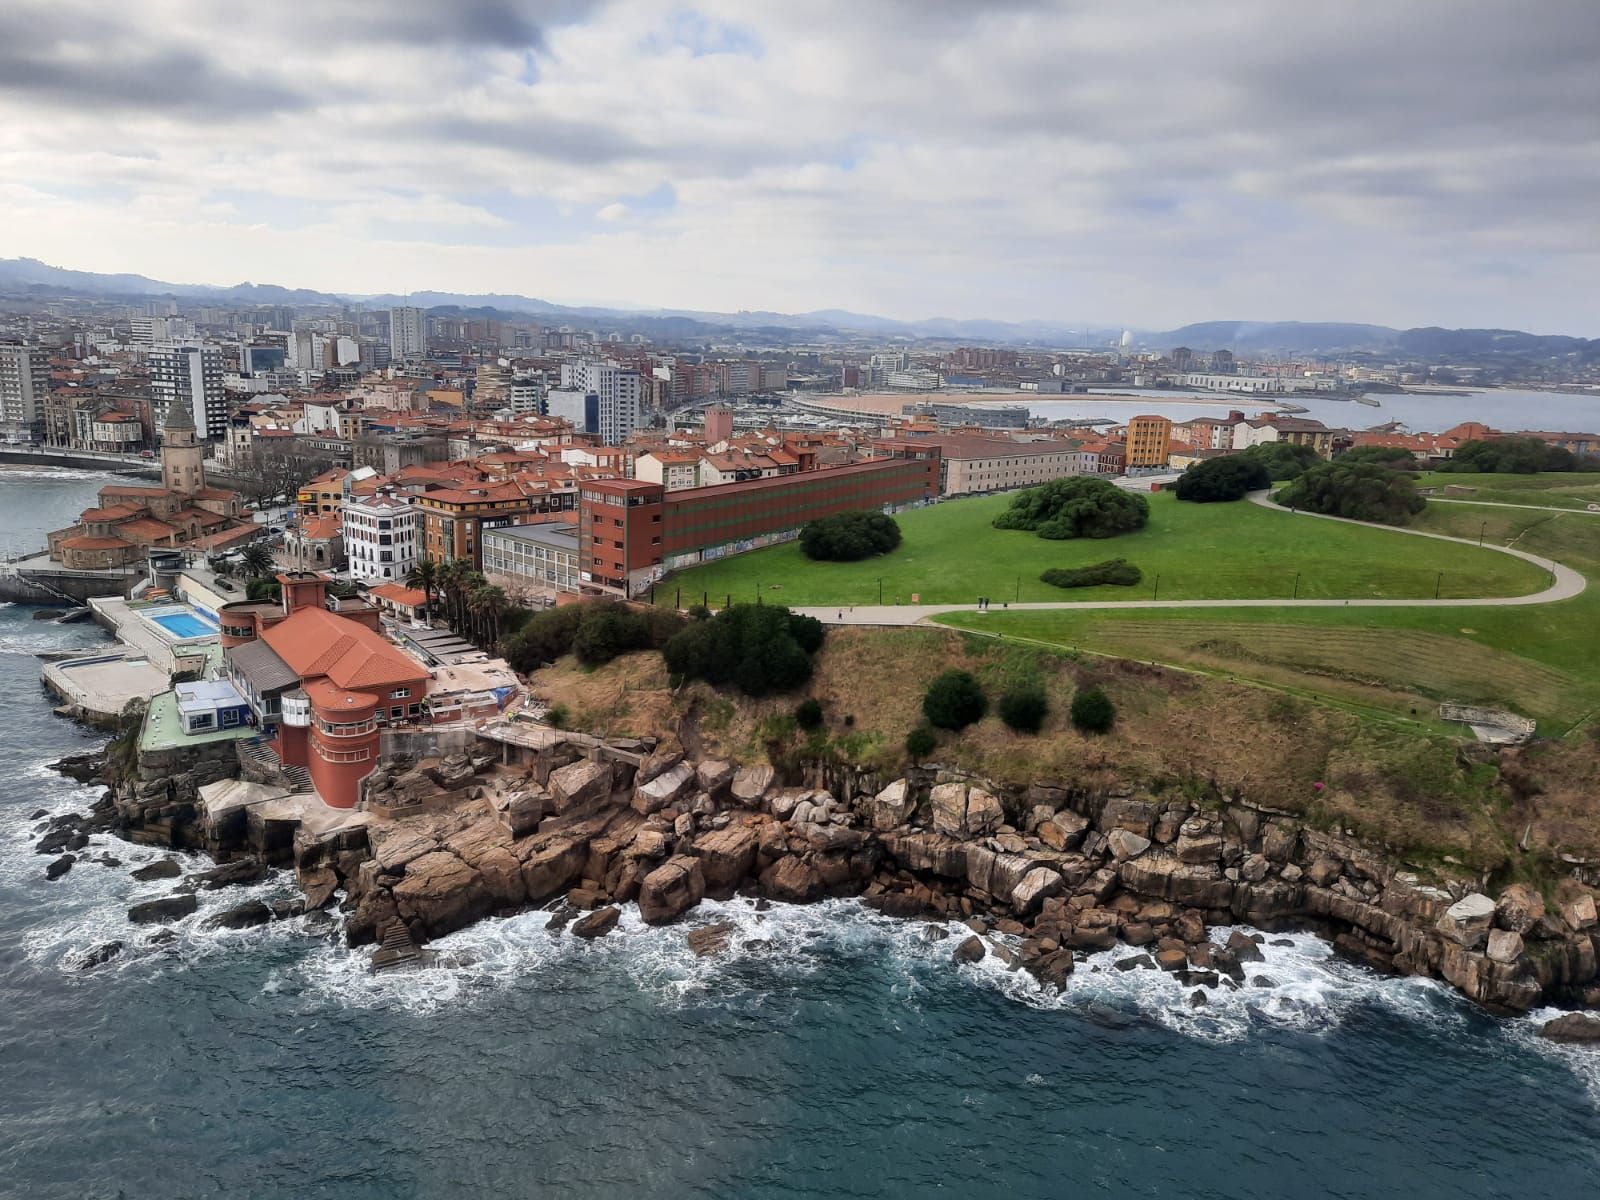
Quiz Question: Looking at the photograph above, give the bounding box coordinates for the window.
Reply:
[391,687,410,699]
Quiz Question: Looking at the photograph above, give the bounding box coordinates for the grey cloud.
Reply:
[0,7,310,115]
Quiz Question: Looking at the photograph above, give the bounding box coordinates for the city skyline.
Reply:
[1,1,1596,333]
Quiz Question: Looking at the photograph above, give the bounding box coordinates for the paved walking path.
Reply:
[790,491,1585,627]
[1427,496,1600,515]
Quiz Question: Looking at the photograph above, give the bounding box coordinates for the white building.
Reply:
[149,343,227,441]
[342,490,419,585]
[0,343,50,442]
[559,359,642,444]
[388,306,427,361]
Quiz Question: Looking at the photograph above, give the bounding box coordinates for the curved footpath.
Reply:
[792,490,1586,627]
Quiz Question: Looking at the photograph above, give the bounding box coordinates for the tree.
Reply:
[922,669,987,730]
[1070,686,1115,734]
[1440,437,1579,474]
[1338,445,1419,468]
[406,559,439,619]
[468,582,507,648]
[1173,455,1271,502]
[992,477,1148,540]
[905,725,937,760]
[1238,441,1320,481]
[502,600,686,672]
[795,698,824,730]
[799,510,903,561]
[661,604,825,697]
[1276,460,1426,525]
[239,541,275,579]
[998,686,1048,734]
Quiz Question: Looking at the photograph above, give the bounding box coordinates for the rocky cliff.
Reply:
[297,744,1600,1016]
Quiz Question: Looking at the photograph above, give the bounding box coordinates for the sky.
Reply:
[0,0,1595,333]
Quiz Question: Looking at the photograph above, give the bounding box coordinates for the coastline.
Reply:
[44,729,1600,1028]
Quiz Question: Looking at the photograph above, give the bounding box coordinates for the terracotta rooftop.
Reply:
[261,606,429,693]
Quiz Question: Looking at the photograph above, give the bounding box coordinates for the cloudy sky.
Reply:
[0,0,1595,332]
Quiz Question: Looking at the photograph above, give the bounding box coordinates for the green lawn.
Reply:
[1416,469,1600,511]
[659,489,1548,608]
[934,492,1600,733]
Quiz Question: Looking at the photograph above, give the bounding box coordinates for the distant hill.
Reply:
[0,257,1589,353]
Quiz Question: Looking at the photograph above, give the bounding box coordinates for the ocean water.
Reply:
[3,471,1599,1198]
[1021,387,1600,434]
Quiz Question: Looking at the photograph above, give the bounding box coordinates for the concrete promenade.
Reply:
[790,490,1585,627]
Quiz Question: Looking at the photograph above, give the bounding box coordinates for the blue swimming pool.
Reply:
[147,611,218,640]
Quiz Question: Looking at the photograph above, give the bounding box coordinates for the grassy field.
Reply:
[657,489,1549,608]
[1415,469,1600,511]
[936,489,1600,734]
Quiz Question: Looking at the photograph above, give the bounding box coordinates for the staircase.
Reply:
[235,736,314,793]
[371,920,424,974]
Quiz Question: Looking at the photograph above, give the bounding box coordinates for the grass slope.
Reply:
[659,489,1547,608]
[937,489,1600,732]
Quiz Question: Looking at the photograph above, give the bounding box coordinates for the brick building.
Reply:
[579,451,940,597]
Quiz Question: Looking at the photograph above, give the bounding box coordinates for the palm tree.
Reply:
[240,541,274,579]
[469,582,507,648]
[436,559,464,634]
[406,559,438,621]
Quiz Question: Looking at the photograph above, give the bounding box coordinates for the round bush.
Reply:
[992,477,1149,540]
[1070,686,1115,734]
[998,687,1049,734]
[922,669,988,730]
[1173,455,1271,503]
[795,697,824,731]
[1039,558,1142,589]
[799,510,902,561]
[905,725,937,759]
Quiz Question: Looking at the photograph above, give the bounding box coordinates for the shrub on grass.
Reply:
[799,510,903,561]
[1338,445,1420,468]
[905,725,937,759]
[1439,437,1582,474]
[992,477,1149,540]
[922,669,988,730]
[1070,686,1115,734]
[1173,455,1272,502]
[662,603,825,697]
[1238,441,1320,481]
[1276,461,1426,526]
[998,686,1049,734]
[1040,558,1142,589]
[503,601,685,672]
[795,697,825,730]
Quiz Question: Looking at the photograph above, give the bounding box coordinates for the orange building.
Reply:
[1124,414,1173,469]
[221,573,429,808]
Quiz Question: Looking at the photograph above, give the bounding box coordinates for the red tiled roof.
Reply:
[261,607,428,693]
[368,582,426,607]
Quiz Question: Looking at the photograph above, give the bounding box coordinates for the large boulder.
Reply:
[1495,884,1545,935]
[1541,1013,1600,1044]
[128,894,198,924]
[131,859,182,882]
[205,900,274,930]
[1010,867,1064,916]
[760,856,823,903]
[370,829,440,874]
[693,826,759,891]
[638,855,705,924]
[880,831,966,879]
[1437,893,1496,949]
[695,760,735,798]
[1099,796,1158,839]
[1561,893,1598,932]
[633,763,695,815]
[492,788,549,838]
[1107,829,1152,861]
[1037,809,1088,851]
[965,789,1004,838]
[520,835,589,902]
[929,783,969,837]
[730,764,775,806]
[393,851,496,940]
[1118,853,1234,910]
[571,906,621,939]
[549,760,613,814]
[298,866,339,910]
[870,779,914,831]
[635,748,682,787]
[1485,929,1524,964]
[1173,833,1223,865]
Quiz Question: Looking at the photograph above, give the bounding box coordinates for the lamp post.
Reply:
[1292,572,1300,600]
[1479,520,1487,547]
[1152,574,1161,601]
[878,577,883,605]
[1435,571,1443,599]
